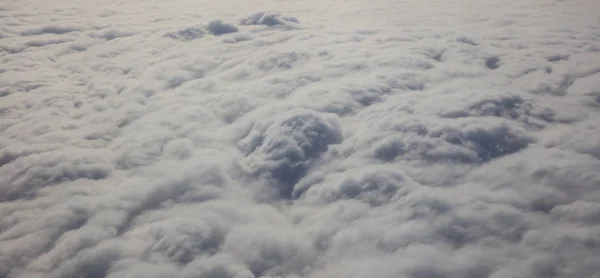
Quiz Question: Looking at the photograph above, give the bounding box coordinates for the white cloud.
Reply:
[1,0,600,277]
[240,12,300,27]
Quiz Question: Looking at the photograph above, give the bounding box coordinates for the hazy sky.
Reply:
[1,0,600,277]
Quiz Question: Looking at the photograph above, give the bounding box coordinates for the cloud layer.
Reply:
[1,0,600,277]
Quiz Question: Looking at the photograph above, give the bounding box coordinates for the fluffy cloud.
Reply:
[237,108,342,198]
[240,12,299,27]
[1,0,600,277]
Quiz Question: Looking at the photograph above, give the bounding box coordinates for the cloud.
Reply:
[88,28,136,40]
[240,12,299,27]
[19,24,82,36]
[222,34,253,44]
[165,26,206,41]
[237,108,342,198]
[252,51,310,71]
[206,20,238,36]
[1,0,600,278]
[294,166,415,205]
[222,224,316,276]
[0,149,112,201]
[366,117,532,164]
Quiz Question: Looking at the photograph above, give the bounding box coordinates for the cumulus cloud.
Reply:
[240,12,299,27]
[237,108,342,198]
[1,0,600,278]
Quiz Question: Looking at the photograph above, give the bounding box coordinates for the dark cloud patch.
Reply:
[456,36,477,45]
[206,20,238,36]
[485,56,500,69]
[439,94,525,119]
[437,91,558,129]
[165,26,205,41]
[370,119,531,163]
[238,109,342,198]
[25,37,73,47]
[547,53,569,62]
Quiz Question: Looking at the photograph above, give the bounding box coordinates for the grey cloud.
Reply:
[165,20,240,41]
[238,108,342,198]
[241,12,299,27]
[206,20,238,36]
[252,51,310,71]
[368,118,532,163]
[165,26,205,41]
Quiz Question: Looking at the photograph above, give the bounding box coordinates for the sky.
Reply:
[1,0,600,277]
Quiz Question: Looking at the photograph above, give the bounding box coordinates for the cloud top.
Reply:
[1,1,600,278]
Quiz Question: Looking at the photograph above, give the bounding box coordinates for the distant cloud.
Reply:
[165,26,206,41]
[241,12,299,27]
[206,20,238,36]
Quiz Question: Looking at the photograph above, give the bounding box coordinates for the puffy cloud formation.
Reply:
[1,0,600,277]
[237,108,342,198]
[240,12,299,27]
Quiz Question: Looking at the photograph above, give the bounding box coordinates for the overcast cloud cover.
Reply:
[1,0,600,277]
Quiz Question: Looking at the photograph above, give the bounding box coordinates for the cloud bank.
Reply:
[1,0,600,277]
